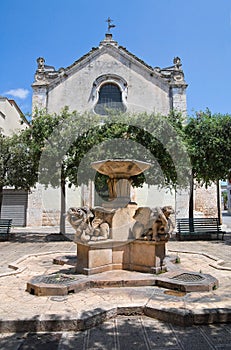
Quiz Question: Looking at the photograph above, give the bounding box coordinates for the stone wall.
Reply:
[42,210,60,226]
[195,183,219,217]
[46,52,171,115]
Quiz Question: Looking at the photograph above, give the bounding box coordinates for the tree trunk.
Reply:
[217,180,222,225]
[188,174,195,233]
[189,175,194,219]
[60,166,66,234]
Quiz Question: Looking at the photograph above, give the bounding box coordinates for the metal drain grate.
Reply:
[33,274,78,285]
[171,273,205,283]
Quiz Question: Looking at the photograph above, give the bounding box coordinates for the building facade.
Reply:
[0,96,28,136]
[32,33,187,116]
[28,32,219,227]
[0,96,29,226]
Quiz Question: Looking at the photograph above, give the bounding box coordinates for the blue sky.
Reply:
[1,0,231,116]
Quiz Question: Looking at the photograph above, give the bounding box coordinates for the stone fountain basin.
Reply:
[91,159,151,178]
[26,268,219,296]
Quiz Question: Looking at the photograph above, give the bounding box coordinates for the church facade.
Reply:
[32,33,187,116]
[28,31,218,227]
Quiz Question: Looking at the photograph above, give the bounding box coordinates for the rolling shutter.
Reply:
[1,190,28,226]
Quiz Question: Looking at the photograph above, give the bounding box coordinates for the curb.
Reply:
[168,249,231,270]
[0,251,73,278]
[0,305,230,332]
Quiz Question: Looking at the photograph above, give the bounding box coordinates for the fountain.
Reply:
[26,158,219,297]
[66,159,173,275]
[91,159,150,208]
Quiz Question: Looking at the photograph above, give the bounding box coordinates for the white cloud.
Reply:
[4,88,30,99]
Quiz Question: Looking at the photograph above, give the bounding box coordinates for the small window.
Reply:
[94,83,125,115]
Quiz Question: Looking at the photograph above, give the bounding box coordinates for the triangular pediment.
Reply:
[32,34,187,89]
[65,43,155,77]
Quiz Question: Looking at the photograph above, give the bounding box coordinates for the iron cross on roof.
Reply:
[106,17,116,33]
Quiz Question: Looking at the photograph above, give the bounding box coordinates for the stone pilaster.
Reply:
[27,184,43,226]
[175,188,190,219]
[31,56,58,112]
[171,86,187,117]
[31,85,48,112]
[81,181,95,207]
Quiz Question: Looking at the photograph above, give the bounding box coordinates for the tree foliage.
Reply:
[0,131,38,214]
[29,108,231,222]
[185,109,231,186]
[64,110,190,192]
[3,106,231,223]
[2,104,231,224]
[28,108,190,208]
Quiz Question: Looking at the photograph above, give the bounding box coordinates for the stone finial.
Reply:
[37,57,45,71]
[34,57,60,83]
[173,57,182,70]
[34,57,46,82]
[99,34,118,48]
[159,56,186,86]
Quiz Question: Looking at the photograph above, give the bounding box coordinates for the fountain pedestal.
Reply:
[75,239,166,275]
[66,159,171,276]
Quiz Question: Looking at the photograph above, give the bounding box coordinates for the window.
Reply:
[94,83,125,115]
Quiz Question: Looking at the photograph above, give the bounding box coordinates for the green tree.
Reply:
[65,111,190,192]
[185,109,231,219]
[23,107,79,232]
[24,108,190,232]
[0,132,37,217]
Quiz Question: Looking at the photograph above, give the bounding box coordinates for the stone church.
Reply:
[26,29,217,227]
[32,32,187,116]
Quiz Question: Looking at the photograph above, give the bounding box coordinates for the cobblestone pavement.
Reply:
[168,234,231,262]
[0,316,231,350]
[0,227,230,349]
[0,316,231,349]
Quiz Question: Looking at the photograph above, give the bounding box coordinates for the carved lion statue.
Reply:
[132,207,153,240]
[66,206,110,243]
[132,206,174,242]
[151,206,174,242]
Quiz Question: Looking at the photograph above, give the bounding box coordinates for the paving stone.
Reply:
[171,324,215,350]
[1,317,231,349]
[0,333,26,350]
[200,324,231,347]
[142,317,180,349]
[0,229,231,348]
[18,332,62,350]
[58,331,87,349]
[116,316,149,350]
[87,319,117,349]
